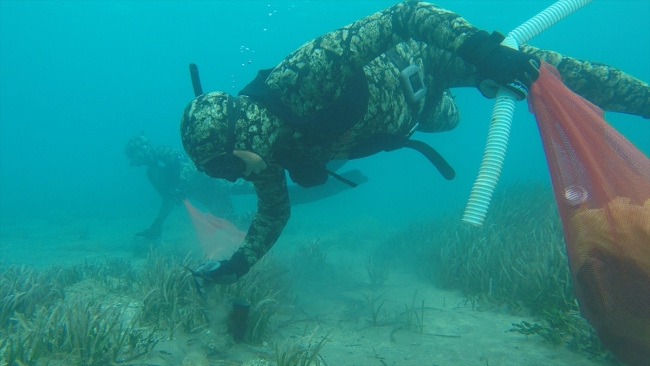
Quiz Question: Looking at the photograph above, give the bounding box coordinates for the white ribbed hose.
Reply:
[462,0,593,226]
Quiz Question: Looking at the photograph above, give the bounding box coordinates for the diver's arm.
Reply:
[235,163,291,271]
[142,157,178,238]
[135,195,174,238]
[523,45,650,118]
[152,196,175,228]
[266,2,477,117]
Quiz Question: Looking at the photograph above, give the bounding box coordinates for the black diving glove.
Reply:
[193,251,250,285]
[135,225,161,239]
[458,30,540,100]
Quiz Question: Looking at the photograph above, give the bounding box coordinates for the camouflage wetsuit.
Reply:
[180,1,649,273]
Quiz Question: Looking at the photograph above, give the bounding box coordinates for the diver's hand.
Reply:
[194,261,237,285]
[135,226,161,239]
[458,30,540,100]
[193,252,250,285]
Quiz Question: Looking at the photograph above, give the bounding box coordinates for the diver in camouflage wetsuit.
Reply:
[125,134,366,239]
[125,134,248,239]
[180,2,650,283]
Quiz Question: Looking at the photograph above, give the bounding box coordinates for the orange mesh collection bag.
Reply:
[528,62,650,366]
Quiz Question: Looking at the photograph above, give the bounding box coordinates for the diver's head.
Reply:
[180,92,249,182]
[125,133,155,167]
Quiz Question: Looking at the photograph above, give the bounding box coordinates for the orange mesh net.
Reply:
[183,199,245,261]
[528,62,650,366]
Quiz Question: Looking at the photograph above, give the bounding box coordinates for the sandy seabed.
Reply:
[0,211,611,366]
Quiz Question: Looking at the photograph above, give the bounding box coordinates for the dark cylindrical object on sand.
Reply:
[228,300,251,342]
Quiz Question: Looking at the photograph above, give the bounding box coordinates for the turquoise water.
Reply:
[0,2,649,364]
[1,1,648,227]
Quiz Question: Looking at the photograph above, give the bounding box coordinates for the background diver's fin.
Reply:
[327,169,358,187]
[288,169,369,206]
[325,160,348,172]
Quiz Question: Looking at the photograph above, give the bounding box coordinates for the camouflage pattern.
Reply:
[180,92,232,164]
[146,146,194,198]
[180,92,290,166]
[522,45,650,118]
[124,134,155,167]
[180,1,650,271]
[330,38,468,158]
[237,164,290,266]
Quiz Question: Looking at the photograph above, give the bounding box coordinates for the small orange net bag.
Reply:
[183,199,245,261]
[528,62,650,366]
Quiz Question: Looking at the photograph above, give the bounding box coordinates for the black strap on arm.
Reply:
[383,49,455,181]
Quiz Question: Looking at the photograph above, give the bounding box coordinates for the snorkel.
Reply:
[189,63,203,97]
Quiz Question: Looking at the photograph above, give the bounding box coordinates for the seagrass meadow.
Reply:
[378,182,614,361]
[2,0,649,364]
[1,182,626,365]
[0,252,306,365]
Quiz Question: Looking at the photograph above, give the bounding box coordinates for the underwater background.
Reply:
[1,0,648,229]
[1,1,649,365]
